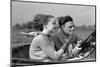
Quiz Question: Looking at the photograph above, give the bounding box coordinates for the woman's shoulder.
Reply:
[31,34,50,47]
[33,34,48,42]
[31,35,46,46]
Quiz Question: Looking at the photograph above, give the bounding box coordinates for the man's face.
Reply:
[62,21,75,35]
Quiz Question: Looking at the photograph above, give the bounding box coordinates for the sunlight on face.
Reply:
[62,21,75,34]
[46,18,59,33]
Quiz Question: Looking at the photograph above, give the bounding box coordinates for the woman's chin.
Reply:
[51,30,57,33]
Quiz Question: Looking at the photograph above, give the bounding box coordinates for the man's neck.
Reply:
[60,28,70,37]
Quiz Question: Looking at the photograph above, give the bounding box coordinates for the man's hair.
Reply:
[34,14,54,25]
[58,15,73,27]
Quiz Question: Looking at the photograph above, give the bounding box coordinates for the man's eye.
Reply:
[53,22,56,25]
[69,25,75,28]
[68,26,72,28]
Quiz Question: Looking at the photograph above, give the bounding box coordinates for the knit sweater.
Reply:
[29,34,64,62]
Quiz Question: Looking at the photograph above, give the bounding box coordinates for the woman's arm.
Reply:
[39,37,67,60]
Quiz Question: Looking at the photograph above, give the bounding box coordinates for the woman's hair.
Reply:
[58,15,73,27]
[33,14,54,31]
[34,14,54,26]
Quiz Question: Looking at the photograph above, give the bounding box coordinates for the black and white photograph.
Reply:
[11,0,96,67]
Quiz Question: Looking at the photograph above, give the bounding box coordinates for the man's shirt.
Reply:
[51,30,80,58]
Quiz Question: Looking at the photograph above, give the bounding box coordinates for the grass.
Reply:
[11,29,33,47]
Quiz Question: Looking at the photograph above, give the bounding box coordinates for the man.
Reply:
[51,15,82,60]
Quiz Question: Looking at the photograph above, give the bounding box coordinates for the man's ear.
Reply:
[61,25,65,30]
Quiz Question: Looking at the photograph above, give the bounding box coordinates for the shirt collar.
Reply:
[60,29,70,38]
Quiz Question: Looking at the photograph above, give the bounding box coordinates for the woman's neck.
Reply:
[42,29,51,36]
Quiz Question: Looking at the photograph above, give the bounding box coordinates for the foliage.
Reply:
[12,14,95,31]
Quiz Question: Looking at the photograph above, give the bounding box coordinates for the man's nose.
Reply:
[71,27,74,31]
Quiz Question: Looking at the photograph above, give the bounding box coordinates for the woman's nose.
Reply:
[55,24,59,30]
[55,23,59,27]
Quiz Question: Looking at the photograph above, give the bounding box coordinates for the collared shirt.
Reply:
[51,30,80,58]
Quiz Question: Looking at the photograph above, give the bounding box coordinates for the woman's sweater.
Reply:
[29,34,64,62]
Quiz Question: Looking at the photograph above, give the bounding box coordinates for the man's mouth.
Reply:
[70,31,74,34]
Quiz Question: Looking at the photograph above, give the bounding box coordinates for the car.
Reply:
[11,30,96,67]
[20,31,41,37]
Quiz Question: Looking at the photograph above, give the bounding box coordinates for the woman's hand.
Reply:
[64,35,72,44]
[61,36,72,50]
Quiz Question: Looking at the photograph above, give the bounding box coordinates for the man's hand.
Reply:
[90,41,96,47]
[72,40,82,55]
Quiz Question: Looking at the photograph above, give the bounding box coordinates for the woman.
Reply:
[29,14,69,62]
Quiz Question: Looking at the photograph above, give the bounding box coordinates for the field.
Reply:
[11,28,95,47]
[11,29,33,47]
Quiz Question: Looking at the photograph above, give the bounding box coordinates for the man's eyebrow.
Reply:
[68,25,74,27]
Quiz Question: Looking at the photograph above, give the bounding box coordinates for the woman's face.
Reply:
[62,21,75,35]
[46,18,59,33]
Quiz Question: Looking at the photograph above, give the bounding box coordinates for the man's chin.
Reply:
[69,32,74,35]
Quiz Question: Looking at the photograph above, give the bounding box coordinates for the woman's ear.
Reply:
[44,25,47,29]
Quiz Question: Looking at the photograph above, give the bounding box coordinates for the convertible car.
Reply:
[11,30,96,67]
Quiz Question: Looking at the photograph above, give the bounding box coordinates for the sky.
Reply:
[12,1,95,26]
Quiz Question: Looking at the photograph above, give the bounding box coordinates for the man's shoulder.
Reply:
[52,31,61,37]
[72,33,79,38]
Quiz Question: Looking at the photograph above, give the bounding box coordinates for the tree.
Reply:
[13,24,21,30]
